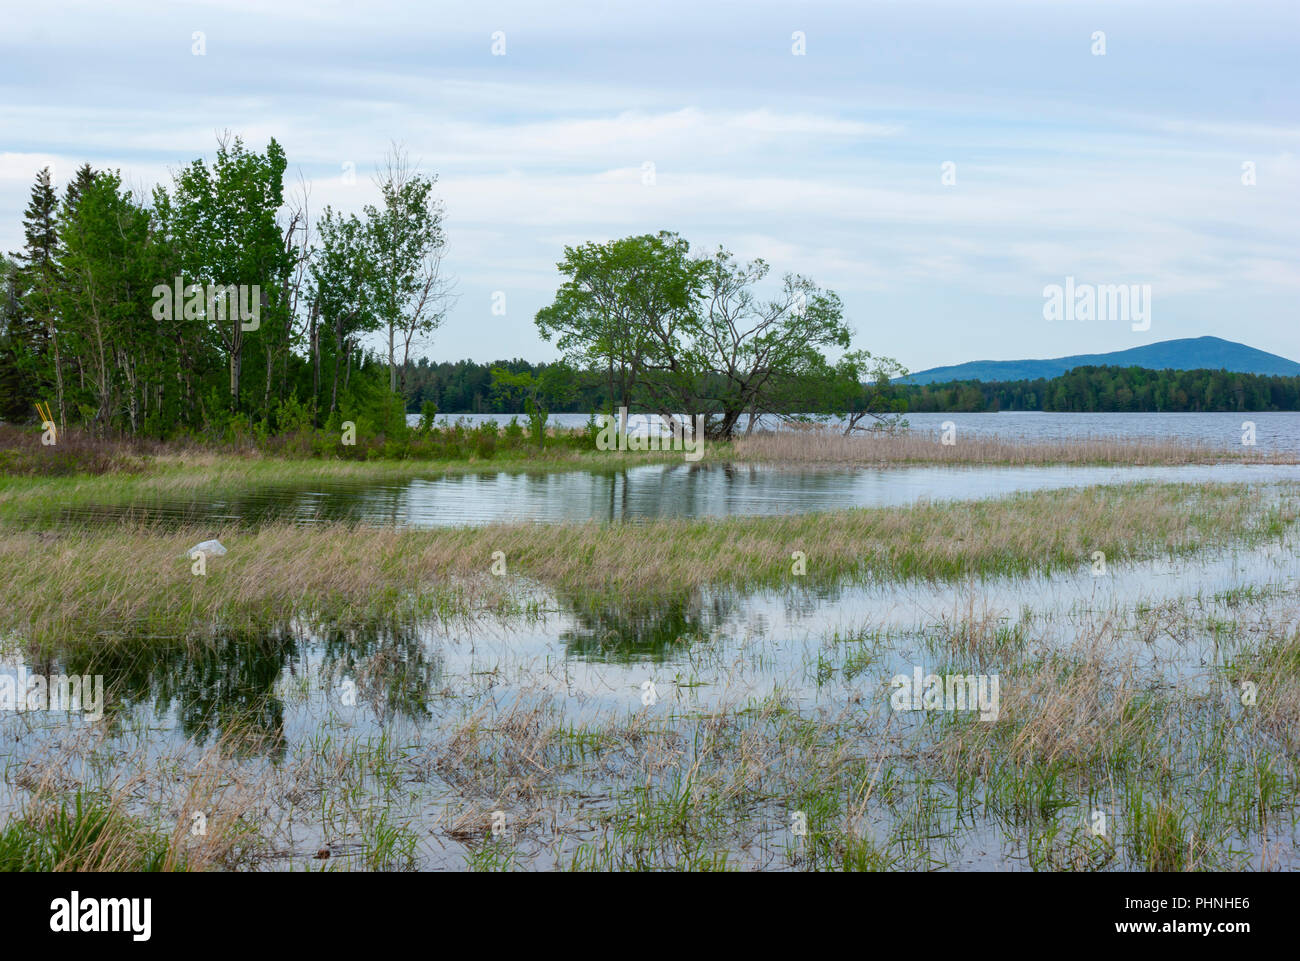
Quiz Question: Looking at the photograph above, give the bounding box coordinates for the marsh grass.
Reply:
[0,447,689,525]
[734,429,1291,466]
[2,481,1294,649]
[3,431,1299,871]
[4,586,1298,872]
[0,790,175,871]
[1,425,1288,524]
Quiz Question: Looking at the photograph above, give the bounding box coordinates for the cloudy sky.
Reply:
[2,0,1297,371]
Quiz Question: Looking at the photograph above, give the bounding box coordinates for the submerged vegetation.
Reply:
[1,481,1296,647]
[4,575,1299,872]
[1,425,1298,872]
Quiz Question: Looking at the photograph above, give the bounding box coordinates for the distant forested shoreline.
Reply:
[407,359,1300,415]
[901,365,1300,413]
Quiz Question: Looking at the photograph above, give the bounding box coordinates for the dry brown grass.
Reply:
[732,428,1292,465]
[1,481,1292,647]
[3,725,272,871]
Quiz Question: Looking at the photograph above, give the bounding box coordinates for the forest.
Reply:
[0,137,447,440]
[901,365,1300,413]
[3,135,1294,440]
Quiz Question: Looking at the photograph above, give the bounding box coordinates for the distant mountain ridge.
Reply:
[900,337,1300,385]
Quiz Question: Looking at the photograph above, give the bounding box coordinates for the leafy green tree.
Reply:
[828,350,909,433]
[0,256,31,421]
[535,233,856,439]
[10,167,63,424]
[168,134,294,413]
[56,170,157,432]
[536,232,704,427]
[365,147,449,395]
[490,362,577,445]
[668,246,852,438]
[310,207,377,417]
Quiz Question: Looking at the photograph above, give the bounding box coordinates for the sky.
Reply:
[2,0,1297,373]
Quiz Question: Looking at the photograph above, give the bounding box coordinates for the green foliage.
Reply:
[532,232,856,438]
[272,393,314,433]
[0,792,175,871]
[0,139,449,444]
[417,399,439,432]
[536,232,704,415]
[365,152,447,393]
[503,415,524,445]
[490,361,579,447]
[474,419,499,458]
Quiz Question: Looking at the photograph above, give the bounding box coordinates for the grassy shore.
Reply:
[0,449,683,525]
[1,426,1292,527]
[2,431,1297,872]
[733,429,1292,466]
[2,481,1296,649]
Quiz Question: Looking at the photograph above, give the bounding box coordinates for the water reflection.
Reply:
[318,618,444,723]
[61,628,297,758]
[39,619,446,758]
[52,462,1300,530]
[558,590,735,662]
[7,535,1298,762]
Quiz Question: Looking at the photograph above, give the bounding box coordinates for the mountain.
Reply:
[900,337,1300,385]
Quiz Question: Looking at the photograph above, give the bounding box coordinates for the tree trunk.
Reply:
[388,323,396,392]
[310,304,320,425]
[50,326,65,430]
[330,320,342,415]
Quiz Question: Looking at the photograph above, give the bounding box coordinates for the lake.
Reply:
[412,410,1300,455]
[54,461,1300,529]
[11,410,1300,871]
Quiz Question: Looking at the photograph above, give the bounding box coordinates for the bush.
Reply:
[475,420,499,459]
[273,394,314,434]
[417,400,439,433]
[503,416,524,448]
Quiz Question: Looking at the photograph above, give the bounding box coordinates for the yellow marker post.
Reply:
[36,401,56,445]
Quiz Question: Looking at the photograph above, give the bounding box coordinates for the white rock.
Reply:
[183,539,227,559]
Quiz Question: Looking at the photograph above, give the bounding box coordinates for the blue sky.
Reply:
[2,0,1297,372]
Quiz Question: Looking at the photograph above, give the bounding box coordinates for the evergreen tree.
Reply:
[10,167,63,424]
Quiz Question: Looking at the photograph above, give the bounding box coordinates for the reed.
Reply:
[733,428,1289,466]
[1,481,1294,647]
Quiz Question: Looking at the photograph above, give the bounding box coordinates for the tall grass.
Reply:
[0,792,176,871]
[0,481,1294,647]
[734,428,1287,466]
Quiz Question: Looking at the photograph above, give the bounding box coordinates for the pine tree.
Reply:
[63,163,96,212]
[0,256,31,420]
[10,167,63,424]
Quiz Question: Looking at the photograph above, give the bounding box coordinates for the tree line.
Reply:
[0,136,450,439]
[903,365,1300,412]
[1,155,909,440]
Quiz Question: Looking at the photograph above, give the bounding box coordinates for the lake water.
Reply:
[10,411,1300,870]
[413,410,1300,455]
[5,534,1297,869]
[55,461,1300,528]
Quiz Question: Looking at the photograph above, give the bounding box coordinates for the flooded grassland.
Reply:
[1,451,1298,871]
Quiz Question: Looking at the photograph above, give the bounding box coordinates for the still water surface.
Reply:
[417,410,1300,455]
[57,462,1300,528]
